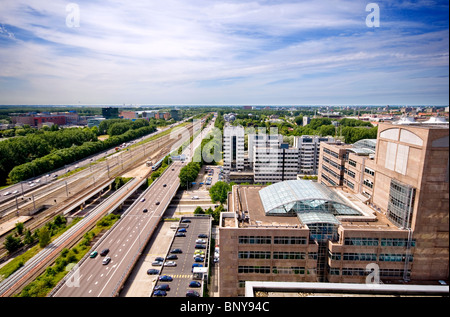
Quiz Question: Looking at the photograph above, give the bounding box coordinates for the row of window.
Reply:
[344,237,416,247]
[238,266,316,275]
[331,267,410,278]
[329,252,413,262]
[238,236,308,245]
[238,251,318,260]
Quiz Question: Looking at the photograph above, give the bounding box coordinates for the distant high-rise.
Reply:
[102,107,119,119]
[223,125,245,173]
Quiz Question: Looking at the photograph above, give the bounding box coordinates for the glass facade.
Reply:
[387,179,416,228]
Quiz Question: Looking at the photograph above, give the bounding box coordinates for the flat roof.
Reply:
[226,183,399,230]
[245,281,449,297]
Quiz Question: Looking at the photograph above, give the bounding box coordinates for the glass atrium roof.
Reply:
[258,180,362,224]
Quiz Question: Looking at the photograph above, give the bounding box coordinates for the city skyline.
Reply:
[0,0,448,105]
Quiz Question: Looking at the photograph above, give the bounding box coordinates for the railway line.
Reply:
[0,120,195,259]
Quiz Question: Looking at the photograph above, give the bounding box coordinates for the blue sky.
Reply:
[0,0,448,105]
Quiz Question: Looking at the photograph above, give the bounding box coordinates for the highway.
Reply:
[52,115,215,297]
[53,162,184,297]
[0,177,145,297]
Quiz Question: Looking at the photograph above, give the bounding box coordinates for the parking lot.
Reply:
[151,215,212,297]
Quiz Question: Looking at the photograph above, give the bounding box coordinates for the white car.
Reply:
[102,257,111,265]
[164,261,177,267]
[3,192,10,196]
[195,239,206,244]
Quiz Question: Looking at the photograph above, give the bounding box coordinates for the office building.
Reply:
[223,125,245,173]
[294,135,335,175]
[218,120,448,297]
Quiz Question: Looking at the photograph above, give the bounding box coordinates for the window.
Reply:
[238,236,271,244]
[273,236,307,245]
[273,252,306,260]
[238,251,271,259]
[364,167,375,176]
[272,267,305,275]
[348,160,357,167]
[344,237,379,246]
[238,266,270,274]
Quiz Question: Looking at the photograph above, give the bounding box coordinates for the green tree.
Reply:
[194,206,204,214]
[4,234,23,253]
[209,181,231,204]
[38,226,51,248]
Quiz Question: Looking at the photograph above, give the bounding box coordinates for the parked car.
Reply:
[159,275,173,282]
[147,269,160,275]
[198,234,208,238]
[181,219,191,223]
[166,254,178,260]
[164,261,177,267]
[176,233,186,237]
[170,248,182,254]
[195,244,206,249]
[177,228,187,232]
[194,257,204,262]
[152,261,163,266]
[153,290,167,297]
[186,290,200,297]
[195,239,206,244]
[155,284,170,291]
[189,281,201,288]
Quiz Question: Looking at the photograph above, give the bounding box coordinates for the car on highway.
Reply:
[155,284,170,291]
[155,201,160,205]
[164,261,177,267]
[153,290,167,297]
[170,248,182,254]
[147,269,160,275]
[89,251,98,258]
[189,281,201,288]
[141,198,146,202]
[163,184,167,187]
[100,248,110,256]
[186,290,200,297]
[102,257,111,265]
[143,208,148,213]
[159,275,173,282]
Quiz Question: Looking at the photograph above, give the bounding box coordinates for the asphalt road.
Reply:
[53,161,184,297]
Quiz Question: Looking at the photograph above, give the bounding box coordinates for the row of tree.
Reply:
[0,127,97,185]
[6,122,157,183]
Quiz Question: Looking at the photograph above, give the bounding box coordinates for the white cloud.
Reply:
[0,0,448,104]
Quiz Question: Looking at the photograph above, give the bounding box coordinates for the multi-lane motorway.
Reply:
[52,161,185,297]
[52,114,216,297]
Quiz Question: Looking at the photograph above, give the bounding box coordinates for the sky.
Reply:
[0,0,448,106]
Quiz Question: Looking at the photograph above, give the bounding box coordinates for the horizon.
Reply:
[1,0,448,105]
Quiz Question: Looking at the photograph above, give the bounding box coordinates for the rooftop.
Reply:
[225,181,397,230]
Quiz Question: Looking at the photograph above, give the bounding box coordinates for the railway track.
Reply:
[0,121,195,259]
